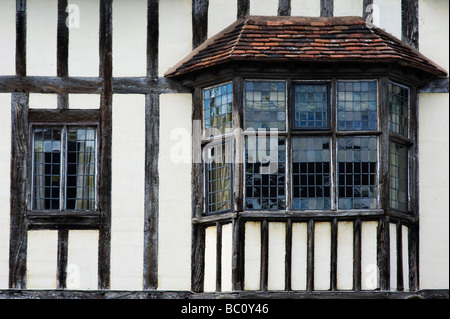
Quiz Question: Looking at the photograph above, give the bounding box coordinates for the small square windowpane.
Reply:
[293,84,330,130]
[204,83,233,136]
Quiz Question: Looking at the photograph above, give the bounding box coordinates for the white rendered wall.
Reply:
[159,0,192,77]
[67,231,99,290]
[113,0,147,77]
[208,0,237,38]
[29,93,58,110]
[334,0,363,17]
[221,223,233,292]
[244,221,261,290]
[111,94,146,290]
[419,0,449,73]
[27,0,58,76]
[361,221,378,290]
[250,0,279,15]
[204,226,217,292]
[26,231,58,289]
[402,225,409,292]
[314,222,331,290]
[0,94,11,289]
[0,0,15,75]
[68,94,101,110]
[372,0,402,39]
[158,93,192,290]
[337,221,353,290]
[268,222,286,290]
[291,0,321,16]
[68,0,100,77]
[291,223,307,290]
[419,93,449,290]
[389,223,397,290]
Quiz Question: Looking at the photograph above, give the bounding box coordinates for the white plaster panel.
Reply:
[111,94,146,290]
[402,225,409,292]
[244,221,261,291]
[158,93,192,290]
[0,0,15,75]
[0,94,11,289]
[113,0,147,77]
[26,230,58,289]
[221,223,233,292]
[208,0,238,38]
[372,0,402,39]
[419,0,449,73]
[29,93,58,109]
[337,221,353,290]
[27,0,58,76]
[268,222,286,291]
[291,223,307,290]
[314,222,331,290]
[291,0,321,17]
[204,226,217,292]
[69,94,101,110]
[361,221,378,290]
[334,0,363,17]
[159,0,192,77]
[419,93,449,289]
[67,230,99,290]
[390,223,397,290]
[250,0,279,16]
[68,0,100,77]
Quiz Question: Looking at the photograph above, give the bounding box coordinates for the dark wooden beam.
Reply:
[28,109,101,124]
[192,0,209,49]
[143,94,160,290]
[147,0,159,79]
[215,222,222,292]
[278,0,291,16]
[402,0,419,49]
[9,92,29,289]
[260,219,269,292]
[363,0,374,20]
[306,219,315,291]
[320,0,333,17]
[56,230,69,289]
[16,0,26,76]
[237,0,250,19]
[98,0,113,290]
[377,217,390,291]
[419,78,449,93]
[353,218,362,291]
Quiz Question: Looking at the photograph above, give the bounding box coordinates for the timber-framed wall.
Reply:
[0,0,448,298]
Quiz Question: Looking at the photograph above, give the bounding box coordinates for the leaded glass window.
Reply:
[293,83,330,130]
[32,126,97,211]
[245,137,286,210]
[245,81,286,131]
[292,137,331,210]
[205,141,233,214]
[337,80,378,131]
[204,82,233,135]
[389,82,409,137]
[390,142,408,212]
[337,137,378,209]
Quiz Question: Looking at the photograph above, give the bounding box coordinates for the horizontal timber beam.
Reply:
[0,76,190,94]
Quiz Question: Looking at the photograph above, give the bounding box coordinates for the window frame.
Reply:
[30,124,100,213]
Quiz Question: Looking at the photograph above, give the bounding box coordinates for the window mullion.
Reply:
[331,78,337,211]
[61,126,67,211]
[379,77,390,211]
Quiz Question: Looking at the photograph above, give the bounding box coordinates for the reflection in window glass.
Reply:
[293,84,329,129]
[33,129,62,210]
[390,142,408,212]
[337,80,378,131]
[292,137,331,210]
[389,82,409,137]
[204,83,233,135]
[337,136,378,209]
[245,137,286,210]
[206,141,233,214]
[245,81,286,131]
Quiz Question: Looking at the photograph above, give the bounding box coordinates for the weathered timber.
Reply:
[278,0,291,16]
[192,0,209,49]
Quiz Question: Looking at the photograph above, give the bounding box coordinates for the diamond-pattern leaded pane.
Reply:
[389,82,409,137]
[206,141,233,214]
[337,80,378,131]
[204,83,233,135]
[292,137,331,210]
[245,81,286,131]
[245,137,286,210]
[389,142,408,212]
[337,136,378,209]
[293,84,329,129]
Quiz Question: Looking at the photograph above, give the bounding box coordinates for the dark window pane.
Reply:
[204,83,233,136]
[389,142,409,212]
[389,82,409,137]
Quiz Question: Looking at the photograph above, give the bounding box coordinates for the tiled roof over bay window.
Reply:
[165,16,447,78]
